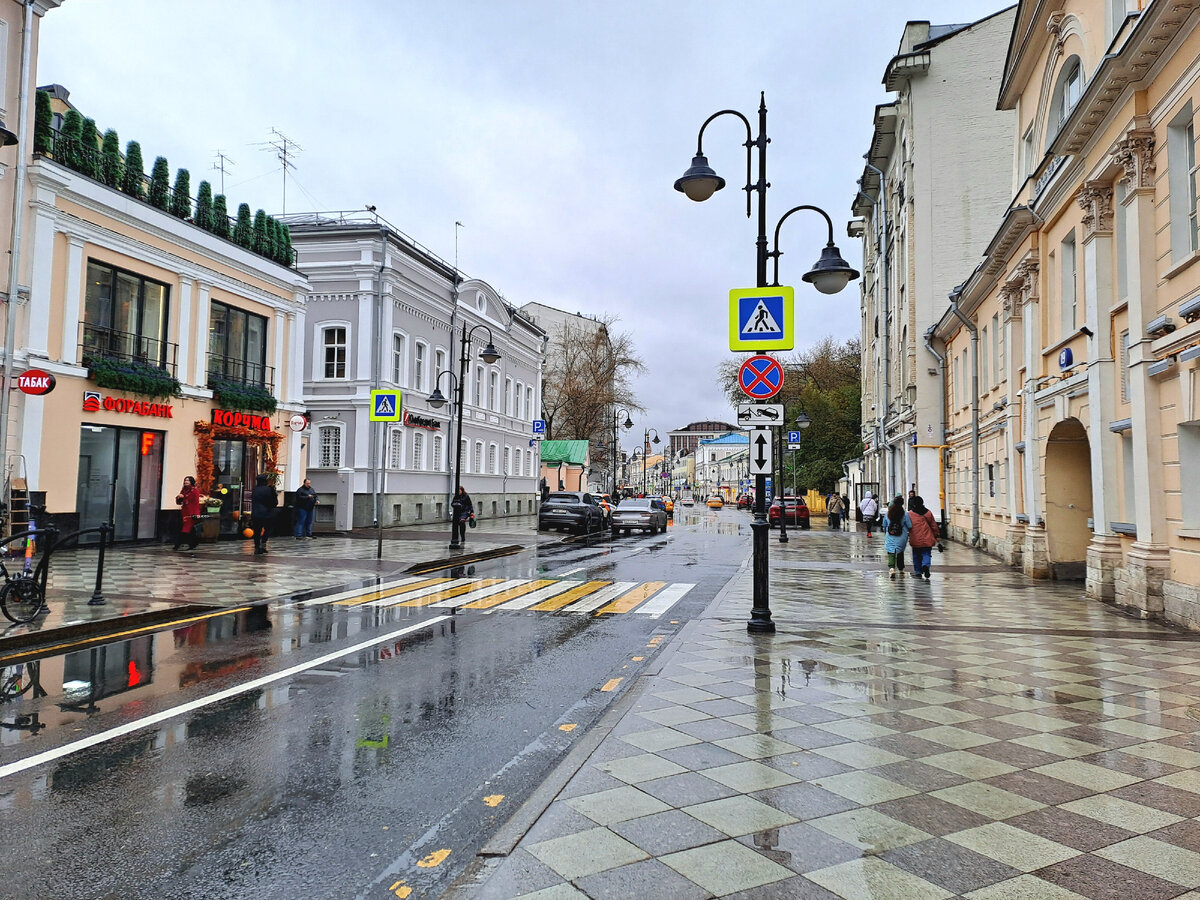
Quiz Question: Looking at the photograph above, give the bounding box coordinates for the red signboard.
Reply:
[17,369,55,395]
[83,391,173,418]
[738,355,784,400]
[211,409,273,431]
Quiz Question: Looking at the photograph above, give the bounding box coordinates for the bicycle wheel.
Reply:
[0,577,44,624]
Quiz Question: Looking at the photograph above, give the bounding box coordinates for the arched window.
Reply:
[474,366,484,406]
[432,434,444,471]
[488,443,498,474]
[414,342,428,392]
[474,441,484,473]
[489,371,499,411]
[505,377,513,416]
[388,428,404,469]
[515,382,524,418]
[392,333,408,385]
[526,387,534,420]
[412,431,425,470]
[315,424,343,468]
[1047,57,1083,147]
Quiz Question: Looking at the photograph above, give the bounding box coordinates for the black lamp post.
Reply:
[642,428,660,495]
[675,93,858,634]
[613,407,633,496]
[791,411,811,499]
[427,322,500,549]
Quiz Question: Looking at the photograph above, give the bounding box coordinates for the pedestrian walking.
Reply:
[884,495,910,579]
[294,478,318,540]
[250,474,278,555]
[173,476,202,550]
[906,491,920,576]
[828,493,844,530]
[908,495,940,579]
[451,485,474,546]
[859,492,878,537]
[841,494,851,530]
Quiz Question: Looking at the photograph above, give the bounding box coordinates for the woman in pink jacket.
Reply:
[907,495,939,580]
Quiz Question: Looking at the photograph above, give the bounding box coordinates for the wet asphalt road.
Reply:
[0,507,755,900]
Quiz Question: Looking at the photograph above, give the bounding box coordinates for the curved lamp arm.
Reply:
[695,109,754,218]
[770,205,835,286]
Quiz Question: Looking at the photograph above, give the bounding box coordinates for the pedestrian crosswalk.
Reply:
[295,576,695,618]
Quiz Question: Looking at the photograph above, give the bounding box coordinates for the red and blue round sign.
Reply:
[738,355,784,399]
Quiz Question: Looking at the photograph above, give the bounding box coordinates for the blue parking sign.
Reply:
[532,419,546,434]
[787,430,802,443]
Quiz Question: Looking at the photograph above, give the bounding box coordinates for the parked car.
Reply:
[653,495,674,517]
[538,492,607,534]
[611,497,668,535]
[737,494,752,510]
[706,495,724,509]
[768,496,811,529]
[597,494,614,524]
[681,497,695,507]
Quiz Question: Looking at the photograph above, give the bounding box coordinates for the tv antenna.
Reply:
[256,128,301,213]
[212,149,236,194]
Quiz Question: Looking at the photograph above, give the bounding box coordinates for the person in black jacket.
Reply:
[250,474,278,555]
[294,478,319,541]
[450,485,474,547]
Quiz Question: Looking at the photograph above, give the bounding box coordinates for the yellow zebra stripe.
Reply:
[394,579,508,607]
[333,578,452,606]
[459,580,556,610]
[529,581,611,612]
[597,581,667,615]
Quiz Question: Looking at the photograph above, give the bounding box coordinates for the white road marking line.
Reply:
[635,583,695,618]
[296,577,422,607]
[364,578,477,608]
[555,567,585,577]
[0,617,450,781]
[425,579,531,607]
[492,580,581,611]
[564,581,639,613]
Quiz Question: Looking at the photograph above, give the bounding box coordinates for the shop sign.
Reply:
[18,369,56,395]
[403,410,441,430]
[211,409,274,431]
[83,390,173,418]
[288,413,308,433]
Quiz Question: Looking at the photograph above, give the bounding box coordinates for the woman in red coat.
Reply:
[174,476,202,550]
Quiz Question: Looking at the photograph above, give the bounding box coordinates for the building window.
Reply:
[474,366,484,406]
[489,371,499,411]
[432,434,443,471]
[1022,125,1036,180]
[504,445,511,475]
[1168,103,1198,260]
[460,439,468,473]
[1061,231,1077,335]
[1182,422,1200,528]
[505,377,513,416]
[526,387,534,420]
[208,300,269,389]
[1116,180,1129,300]
[991,314,1000,385]
[414,342,427,392]
[435,348,447,379]
[82,260,171,369]
[981,325,989,391]
[389,429,404,469]
[392,333,407,385]
[1120,330,1130,402]
[1049,58,1083,145]
[474,441,484,473]
[317,425,342,468]
[515,382,524,419]
[323,327,347,379]
[488,443,498,474]
[412,431,425,470]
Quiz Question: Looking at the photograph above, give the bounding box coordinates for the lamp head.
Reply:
[0,121,17,148]
[801,243,860,295]
[652,435,661,444]
[479,343,501,364]
[795,412,812,430]
[427,387,447,409]
[623,416,633,430]
[674,154,725,202]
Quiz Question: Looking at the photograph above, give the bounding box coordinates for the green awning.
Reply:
[539,439,588,466]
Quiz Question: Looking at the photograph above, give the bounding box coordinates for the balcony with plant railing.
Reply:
[33,107,296,269]
[79,322,181,401]
[206,355,278,414]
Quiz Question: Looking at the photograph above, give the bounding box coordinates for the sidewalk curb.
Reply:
[445,559,751,897]
[404,545,526,575]
[0,602,222,663]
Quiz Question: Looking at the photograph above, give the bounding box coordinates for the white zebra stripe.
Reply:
[562,581,639,613]
[425,579,532,607]
[296,577,423,607]
[635,583,695,618]
[363,578,477,607]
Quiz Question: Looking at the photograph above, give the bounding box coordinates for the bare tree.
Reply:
[541,315,645,469]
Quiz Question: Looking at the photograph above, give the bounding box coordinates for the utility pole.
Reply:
[257,128,301,213]
[212,149,235,195]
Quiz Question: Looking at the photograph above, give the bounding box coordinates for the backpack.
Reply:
[887,518,903,536]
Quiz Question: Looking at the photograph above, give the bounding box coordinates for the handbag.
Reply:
[468,515,477,529]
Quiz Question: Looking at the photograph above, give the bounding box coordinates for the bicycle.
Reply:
[0,557,43,624]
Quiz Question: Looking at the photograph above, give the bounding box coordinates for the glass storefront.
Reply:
[76,425,164,541]
[211,438,271,535]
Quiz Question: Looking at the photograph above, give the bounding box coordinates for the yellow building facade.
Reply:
[932,0,1200,623]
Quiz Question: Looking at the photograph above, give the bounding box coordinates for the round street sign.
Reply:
[288,413,308,432]
[738,355,784,400]
[17,369,55,395]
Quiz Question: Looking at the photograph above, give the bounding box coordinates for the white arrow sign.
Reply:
[749,429,773,475]
[737,403,784,427]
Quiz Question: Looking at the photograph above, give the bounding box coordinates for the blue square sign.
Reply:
[787,430,802,443]
[729,286,794,351]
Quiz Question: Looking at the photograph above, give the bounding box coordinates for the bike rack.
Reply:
[30,524,114,606]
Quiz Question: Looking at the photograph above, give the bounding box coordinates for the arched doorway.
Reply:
[1044,418,1093,580]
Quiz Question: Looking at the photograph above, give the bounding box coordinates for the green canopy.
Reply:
[539,439,588,466]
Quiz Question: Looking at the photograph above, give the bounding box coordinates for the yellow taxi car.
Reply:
[659,496,674,517]
[706,495,724,509]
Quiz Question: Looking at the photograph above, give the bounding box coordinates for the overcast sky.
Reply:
[39,0,1011,450]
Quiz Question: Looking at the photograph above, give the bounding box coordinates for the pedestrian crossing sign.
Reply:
[729,286,794,351]
[370,389,402,422]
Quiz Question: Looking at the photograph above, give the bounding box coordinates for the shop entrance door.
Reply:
[76,425,164,542]
[212,438,260,535]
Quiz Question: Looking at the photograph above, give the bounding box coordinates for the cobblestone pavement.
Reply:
[469,526,1200,900]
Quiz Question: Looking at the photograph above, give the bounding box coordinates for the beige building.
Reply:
[930,0,1200,624]
[0,5,308,542]
[851,9,1017,520]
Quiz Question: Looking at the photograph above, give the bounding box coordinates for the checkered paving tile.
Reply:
[475,528,1200,899]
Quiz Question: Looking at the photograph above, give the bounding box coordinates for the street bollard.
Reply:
[88,523,111,606]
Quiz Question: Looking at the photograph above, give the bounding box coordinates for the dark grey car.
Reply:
[611,498,668,535]
[538,491,606,534]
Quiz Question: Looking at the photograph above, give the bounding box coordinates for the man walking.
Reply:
[251,474,278,555]
[859,491,878,537]
[294,478,318,541]
[828,493,844,530]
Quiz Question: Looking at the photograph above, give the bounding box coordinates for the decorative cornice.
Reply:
[1113,124,1155,190]
[1077,180,1114,237]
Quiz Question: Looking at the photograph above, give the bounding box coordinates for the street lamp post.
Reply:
[427,322,501,550]
[791,411,811,502]
[675,93,858,634]
[612,407,633,496]
[642,428,660,495]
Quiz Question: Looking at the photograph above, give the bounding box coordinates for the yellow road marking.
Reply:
[601,678,623,692]
[459,580,555,610]
[388,882,412,898]
[483,794,505,807]
[559,723,577,732]
[0,606,254,666]
[632,656,644,661]
[529,581,610,611]
[647,635,665,648]
[598,581,667,615]
[333,578,451,606]
[395,579,507,607]
[417,849,450,868]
